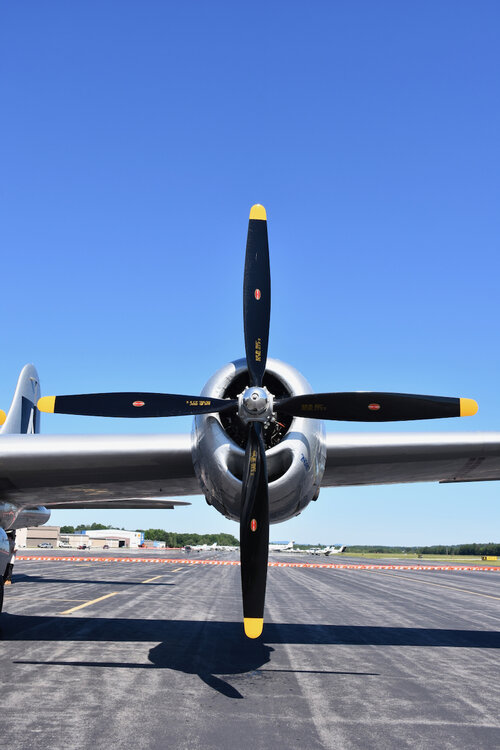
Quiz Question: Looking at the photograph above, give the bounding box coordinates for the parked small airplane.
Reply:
[269,540,295,552]
[324,545,347,556]
[1,205,499,637]
[187,542,219,552]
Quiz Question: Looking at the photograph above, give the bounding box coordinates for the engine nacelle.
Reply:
[0,502,51,531]
[192,358,326,524]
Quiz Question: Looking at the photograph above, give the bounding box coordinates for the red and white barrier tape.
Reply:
[16,556,500,572]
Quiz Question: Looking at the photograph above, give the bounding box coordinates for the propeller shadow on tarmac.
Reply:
[3,614,500,697]
[14,573,175,587]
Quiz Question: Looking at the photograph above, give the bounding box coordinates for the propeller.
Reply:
[37,203,478,640]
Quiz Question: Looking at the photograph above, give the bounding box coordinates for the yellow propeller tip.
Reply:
[249,204,267,221]
[37,396,56,413]
[460,398,478,417]
[0,409,6,426]
[244,617,264,638]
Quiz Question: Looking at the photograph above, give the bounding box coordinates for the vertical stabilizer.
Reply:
[0,364,41,435]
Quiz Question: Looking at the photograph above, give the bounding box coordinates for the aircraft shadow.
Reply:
[13,575,174,586]
[2,615,499,698]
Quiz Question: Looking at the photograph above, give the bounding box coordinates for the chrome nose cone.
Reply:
[238,386,274,424]
[242,387,268,414]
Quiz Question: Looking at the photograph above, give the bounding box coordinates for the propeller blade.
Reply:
[243,204,271,387]
[37,393,237,418]
[240,422,269,639]
[276,392,478,422]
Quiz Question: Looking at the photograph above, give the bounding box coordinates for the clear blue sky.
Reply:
[1,2,499,544]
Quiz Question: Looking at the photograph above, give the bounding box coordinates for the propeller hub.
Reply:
[244,387,268,413]
[238,386,274,424]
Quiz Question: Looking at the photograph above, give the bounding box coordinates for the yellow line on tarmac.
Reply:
[61,592,118,614]
[171,567,184,572]
[141,575,164,584]
[371,570,500,601]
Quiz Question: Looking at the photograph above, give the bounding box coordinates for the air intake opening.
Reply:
[227,446,293,482]
[220,369,293,450]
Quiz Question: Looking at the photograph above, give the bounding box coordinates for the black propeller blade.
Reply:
[239,422,269,639]
[276,392,478,422]
[243,204,270,387]
[38,393,237,418]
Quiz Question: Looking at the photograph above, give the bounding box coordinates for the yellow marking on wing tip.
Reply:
[460,398,478,417]
[249,204,267,221]
[61,592,118,614]
[244,617,263,638]
[0,410,6,426]
[37,396,56,413]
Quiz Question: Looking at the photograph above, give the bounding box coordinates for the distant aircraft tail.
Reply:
[0,364,41,435]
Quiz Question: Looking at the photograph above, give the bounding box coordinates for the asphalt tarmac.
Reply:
[1,550,499,749]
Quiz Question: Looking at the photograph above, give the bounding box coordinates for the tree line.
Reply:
[60,523,114,533]
[140,529,239,547]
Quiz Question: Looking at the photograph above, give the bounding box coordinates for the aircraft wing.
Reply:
[0,433,200,510]
[322,431,500,487]
[4,430,500,513]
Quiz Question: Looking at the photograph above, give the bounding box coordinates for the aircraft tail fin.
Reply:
[0,364,41,435]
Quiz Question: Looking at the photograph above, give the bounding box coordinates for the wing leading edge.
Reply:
[322,431,500,487]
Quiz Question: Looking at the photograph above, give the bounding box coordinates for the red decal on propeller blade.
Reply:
[254,289,261,300]
[368,403,380,411]
[250,519,257,532]
[133,401,145,407]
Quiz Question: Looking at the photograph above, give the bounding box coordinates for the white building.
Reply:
[74,529,144,548]
[16,527,144,549]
